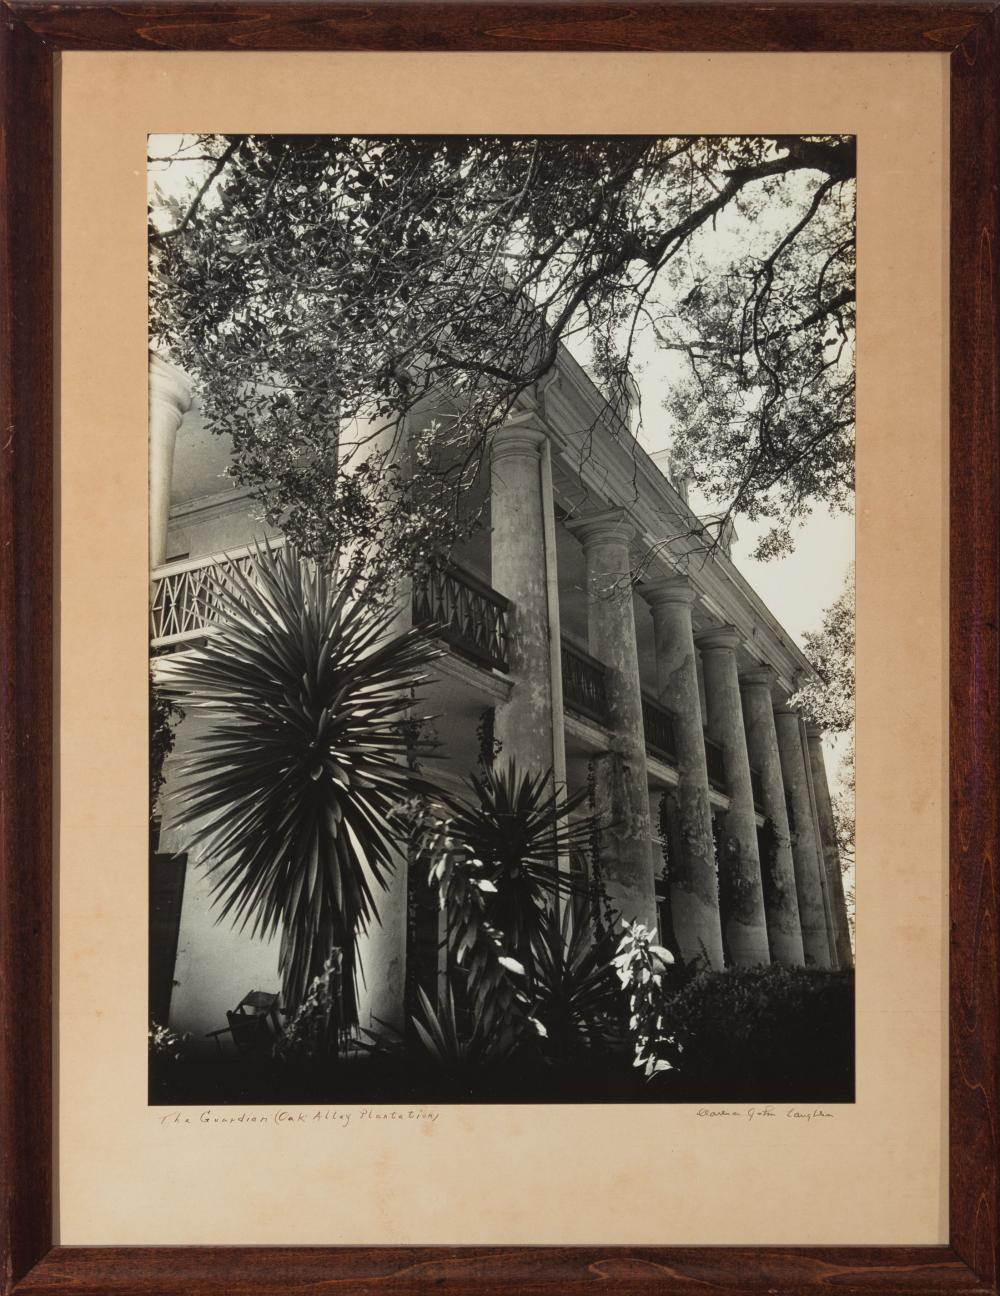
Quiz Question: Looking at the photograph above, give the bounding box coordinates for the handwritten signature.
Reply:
[696,1107,835,1121]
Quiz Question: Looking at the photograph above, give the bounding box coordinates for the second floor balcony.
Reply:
[411,558,511,673]
[150,542,285,650]
[150,547,755,810]
[642,693,677,764]
[561,638,610,726]
[561,640,731,797]
[150,543,514,677]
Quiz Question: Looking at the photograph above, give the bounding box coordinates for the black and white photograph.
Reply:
[147,133,856,1107]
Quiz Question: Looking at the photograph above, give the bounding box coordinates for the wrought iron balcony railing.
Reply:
[150,544,511,672]
[642,698,729,795]
[412,558,511,673]
[704,736,727,793]
[564,662,730,799]
[561,638,609,725]
[150,540,285,649]
[641,694,678,764]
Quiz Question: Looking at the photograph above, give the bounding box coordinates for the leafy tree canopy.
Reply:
[790,562,855,871]
[150,133,855,576]
[791,562,854,734]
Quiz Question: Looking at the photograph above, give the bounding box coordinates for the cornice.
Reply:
[169,487,255,526]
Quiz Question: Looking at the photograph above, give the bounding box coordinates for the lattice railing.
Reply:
[561,639,609,725]
[412,558,511,672]
[150,541,284,649]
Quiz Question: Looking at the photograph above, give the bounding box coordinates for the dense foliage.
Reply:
[150,134,855,576]
[612,921,680,1078]
[431,761,593,964]
[651,964,855,1102]
[417,816,541,1044]
[792,562,854,734]
[791,562,855,870]
[529,904,622,1060]
[149,681,182,822]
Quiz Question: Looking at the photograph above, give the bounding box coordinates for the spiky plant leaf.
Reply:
[156,543,442,1024]
[434,761,593,964]
[409,985,519,1078]
[530,902,623,1058]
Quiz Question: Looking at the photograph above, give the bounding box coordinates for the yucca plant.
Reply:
[409,984,519,1082]
[419,821,540,1041]
[156,542,442,1028]
[358,983,520,1092]
[530,902,623,1060]
[433,761,593,968]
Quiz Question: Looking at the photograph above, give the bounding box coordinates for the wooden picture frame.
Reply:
[1,4,996,1292]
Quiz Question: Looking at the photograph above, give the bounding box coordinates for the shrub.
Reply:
[273,957,343,1061]
[611,922,680,1079]
[531,904,623,1062]
[148,1022,191,1060]
[650,964,855,1102]
[430,760,592,967]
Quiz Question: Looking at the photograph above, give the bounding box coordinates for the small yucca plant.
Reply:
[530,903,622,1059]
[156,543,441,1026]
[433,761,592,968]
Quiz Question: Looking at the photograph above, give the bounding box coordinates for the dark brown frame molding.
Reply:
[1,5,997,1293]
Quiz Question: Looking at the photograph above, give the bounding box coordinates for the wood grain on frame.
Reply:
[0,3,993,52]
[0,4,997,1294]
[0,11,54,1295]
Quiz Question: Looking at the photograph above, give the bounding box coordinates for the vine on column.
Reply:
[586,758,615,939]
[476,706,502,771]
[656,790,672,879]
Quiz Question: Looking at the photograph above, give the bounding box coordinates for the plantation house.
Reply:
[149,348,852,1048]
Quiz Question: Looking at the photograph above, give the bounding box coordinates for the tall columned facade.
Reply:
[354,419,415,1033]
[807,722,854,968]
[642,578,724,970]
[696,626,770,966]
[490,420,557,773]
[774,705,834,967]
[739,667,806,965]
[152,349,853,1044]
[567,511,657,930]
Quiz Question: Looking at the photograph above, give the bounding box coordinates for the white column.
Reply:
[566,510,656,930]
[642,579,725,970]
[148,352,192,570]
[798,713,839,968]
[774,705,834,967]
[806,722,854,968]
[490,421,555,775]
[696,626,770,966]
[356,423,412,1035]
[739,667,805,965]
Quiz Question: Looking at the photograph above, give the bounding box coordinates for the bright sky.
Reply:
[638,401,854,653]
[618,177,855,653]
